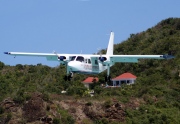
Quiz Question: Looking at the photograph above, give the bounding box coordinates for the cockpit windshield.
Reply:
[70,56,76,61]
[76,56,84,62]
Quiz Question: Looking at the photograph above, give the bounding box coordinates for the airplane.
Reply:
[4,32,174,81]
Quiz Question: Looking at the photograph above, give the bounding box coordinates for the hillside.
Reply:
[0,18,180,124]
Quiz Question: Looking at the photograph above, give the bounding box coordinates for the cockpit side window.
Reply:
[70,56,76,61]
[85,59,88,63]
[76,56,84,62]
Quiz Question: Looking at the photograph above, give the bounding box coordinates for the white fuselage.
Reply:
[67,55,108,74]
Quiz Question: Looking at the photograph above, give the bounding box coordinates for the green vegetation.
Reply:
[0,18,180,123]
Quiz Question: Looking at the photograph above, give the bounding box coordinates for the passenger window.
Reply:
[88,59,91,64]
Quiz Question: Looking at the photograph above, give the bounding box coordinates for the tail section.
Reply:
[106,32,114,55]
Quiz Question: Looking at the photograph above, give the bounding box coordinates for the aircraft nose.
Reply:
[68,61,74,68]
[68,61,82,72]
[68,61,78,71]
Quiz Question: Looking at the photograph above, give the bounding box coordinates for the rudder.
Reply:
[106,32,114,55]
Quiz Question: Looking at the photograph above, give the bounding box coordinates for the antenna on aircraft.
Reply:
[97,47,101,55]
[53,50,57,54]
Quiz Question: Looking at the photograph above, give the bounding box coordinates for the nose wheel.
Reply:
[63,63,73,81]
[64,72,73,81]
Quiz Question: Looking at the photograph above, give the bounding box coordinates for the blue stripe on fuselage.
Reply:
[72,71,99,74]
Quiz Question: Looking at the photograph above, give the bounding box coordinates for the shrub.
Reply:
[0,106,4,114]
[67,86,87,97]
[103,100,112,108]
[42,92,49,101]
[5,113,12,123]
[0,61,5,70]
[85,102,93,106]
[94,86,103,94]
[46,105,50,111]
[94,118,109,124]
[13,96,25,104]
[66,116,75,124]
[53,118,60,124]
[16,64,24,70]
[82,118,93,124]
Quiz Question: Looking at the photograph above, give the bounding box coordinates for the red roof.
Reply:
[82,77,99,84]
[112,73,137,80]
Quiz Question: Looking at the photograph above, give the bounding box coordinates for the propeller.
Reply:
[97,48,107,62]
[96,48,105,62]
[53,51,66,61]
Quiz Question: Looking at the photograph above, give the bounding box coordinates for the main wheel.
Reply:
[105,76,111,82]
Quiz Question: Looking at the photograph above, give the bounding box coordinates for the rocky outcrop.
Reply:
[0,97,17,112]
[0,94,141,124]
[0,98,22,124]
[38,115,53,124]
[59,100,89,123]
[84,102,126,122]
[22,92,46,122]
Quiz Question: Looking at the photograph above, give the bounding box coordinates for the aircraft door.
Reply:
[91,57,100,73]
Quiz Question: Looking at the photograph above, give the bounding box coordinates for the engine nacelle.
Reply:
[58,56,66,61]
[99,57,107,62]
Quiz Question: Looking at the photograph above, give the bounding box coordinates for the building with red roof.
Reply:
[112,72,137,86]
[82,77,99,89]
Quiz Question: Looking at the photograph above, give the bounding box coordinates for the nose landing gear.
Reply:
[64,72,73,81]
[62,62,74,81]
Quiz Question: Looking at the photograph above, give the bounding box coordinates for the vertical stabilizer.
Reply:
[106,32,114,55]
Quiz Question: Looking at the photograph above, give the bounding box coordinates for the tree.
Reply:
[0,61,5,70]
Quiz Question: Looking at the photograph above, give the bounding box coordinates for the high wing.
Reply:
[109,54,174,63]
[90,54,174,66]
[4,52,77,63]
[4,52,174,62]
[4,52,57,61]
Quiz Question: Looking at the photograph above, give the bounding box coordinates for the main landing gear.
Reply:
[105,75,111,82]
[104,64,112,85]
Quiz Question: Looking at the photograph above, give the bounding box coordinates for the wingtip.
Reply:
[163,54,175,59]
[4,52,10,54]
